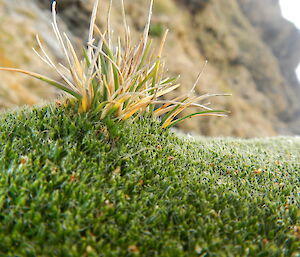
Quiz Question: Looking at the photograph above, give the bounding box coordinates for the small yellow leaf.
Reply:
[128,245,140,254]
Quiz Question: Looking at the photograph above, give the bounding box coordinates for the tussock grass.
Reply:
[0,0,228,128]
[0,105,299,256]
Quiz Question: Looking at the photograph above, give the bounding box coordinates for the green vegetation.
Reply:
[149,23,164,37]
[0,105,299,256]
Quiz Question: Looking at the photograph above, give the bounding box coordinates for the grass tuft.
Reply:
[0,0,228,128]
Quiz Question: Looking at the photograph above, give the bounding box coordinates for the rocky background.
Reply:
[1,0,300,137]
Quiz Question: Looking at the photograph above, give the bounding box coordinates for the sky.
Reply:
[279,0,300,29]
[279,0,300,79]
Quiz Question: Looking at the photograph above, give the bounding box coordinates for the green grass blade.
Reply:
[161,76,178,85]
[132,65,157,92]
[100,55,109,100]
[166,110,227,128]
[113,66,120,91]
[137,39,152,70]
[82,48,91,67]
[149,59,161,113]
[0,67,81,99]
[160,104,182,125]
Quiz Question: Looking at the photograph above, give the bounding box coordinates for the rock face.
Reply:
[0,0,300,137]
[236,0,300,134]
[0,0,74,109]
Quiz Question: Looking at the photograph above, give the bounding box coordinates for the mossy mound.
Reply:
[0,105,299,256]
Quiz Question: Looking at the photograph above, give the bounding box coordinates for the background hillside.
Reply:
[1,0,300,137]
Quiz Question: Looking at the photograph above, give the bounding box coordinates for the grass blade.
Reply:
[0,67,81,99]
[165,110,228,128]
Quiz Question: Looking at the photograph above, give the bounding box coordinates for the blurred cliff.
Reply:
[1,0,300,137]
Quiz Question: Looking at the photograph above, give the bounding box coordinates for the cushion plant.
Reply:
[0,105,299,256]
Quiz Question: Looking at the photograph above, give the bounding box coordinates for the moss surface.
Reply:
[0,105,299,256]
